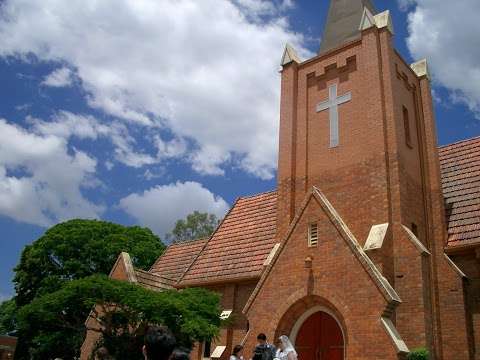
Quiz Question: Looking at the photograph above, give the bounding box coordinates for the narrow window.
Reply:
[203,341,212,358]
[308,223,318,247]
[411,223,418,237]
[403,106,413,148]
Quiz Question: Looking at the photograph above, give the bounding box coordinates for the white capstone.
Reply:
[374,10,394,34]
[281,43,301,66]
[211,346,226,358]
[359,7,376,31]
[364,223,389,251]
[411,59,431,80]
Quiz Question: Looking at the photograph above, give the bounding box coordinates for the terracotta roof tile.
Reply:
[440,136,480,247]
[150,239,208,281]
[179,191,277,285]
[134,269,174,291]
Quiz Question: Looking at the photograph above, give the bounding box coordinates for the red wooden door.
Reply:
[295,311,344,360]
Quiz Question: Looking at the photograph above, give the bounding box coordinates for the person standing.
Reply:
[252,333,275,360]
[142,326,176,360]
[275,336,297,360]
[230,345,244,360]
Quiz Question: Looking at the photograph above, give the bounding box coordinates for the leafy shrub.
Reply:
[408,348,429,360]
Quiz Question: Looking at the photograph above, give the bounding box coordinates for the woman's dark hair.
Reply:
[232,345,244,355]
[144,325,176,360]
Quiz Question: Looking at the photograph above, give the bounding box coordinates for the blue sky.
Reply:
[0,0,479,300]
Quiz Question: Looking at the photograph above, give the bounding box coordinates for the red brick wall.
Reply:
[275,24,471,359]
[191,280,258,360]
[247,196,400,359]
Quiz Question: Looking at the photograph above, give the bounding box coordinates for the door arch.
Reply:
[291,307,345,360]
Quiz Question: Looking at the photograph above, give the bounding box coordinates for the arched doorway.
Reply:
[292,309,344,360]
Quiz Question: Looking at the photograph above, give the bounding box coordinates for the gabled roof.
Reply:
[150,238,208,281]
[439,136,480,248]
[135,269,174,291]
[179,191,277,286]
[243,187,401,315]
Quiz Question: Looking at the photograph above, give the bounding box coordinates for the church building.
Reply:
[82,0,479,359]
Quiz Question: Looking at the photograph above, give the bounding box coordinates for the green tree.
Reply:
[17,275,221,360]
[168,211,220,243]
[408,348,429,360]
[14,219,165,307]
[0,298,16,335]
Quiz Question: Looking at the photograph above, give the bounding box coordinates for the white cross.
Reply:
[316,83,352,148]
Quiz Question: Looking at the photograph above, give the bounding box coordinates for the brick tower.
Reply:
[247,0,471,358]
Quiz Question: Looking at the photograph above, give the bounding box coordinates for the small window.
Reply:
[308,223,318,247]
[411,223,418,237]
[203,341,212,358]
[403,106,413,148]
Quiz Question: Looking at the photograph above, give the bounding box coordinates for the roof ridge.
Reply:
[238,189,277,200]
[439,135,480,151]
[169,237,209,246]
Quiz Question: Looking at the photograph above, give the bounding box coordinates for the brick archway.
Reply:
[274,295,346,358]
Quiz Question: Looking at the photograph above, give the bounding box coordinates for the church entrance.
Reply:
[293,311,344,360]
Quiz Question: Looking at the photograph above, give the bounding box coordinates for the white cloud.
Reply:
[0,0,311,178]
[0,118,104,226]
[30,111,185,168]
[42,67,74,87]
[397,0,415,11]
[119,181,229,236]
[404,0,480,118]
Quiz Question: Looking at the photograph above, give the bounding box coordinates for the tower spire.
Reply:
[319,0,377,54]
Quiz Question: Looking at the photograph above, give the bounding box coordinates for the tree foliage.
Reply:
[17,275,221,360]
[0,298,16,335]
[407,348,429,360]
[168,211,220,243]
[14,219,165,306]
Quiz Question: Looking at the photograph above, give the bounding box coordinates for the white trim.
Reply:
[444,254,467,278]
[289,306,345,359]
[380,317,409,354]
[264,243,281,266]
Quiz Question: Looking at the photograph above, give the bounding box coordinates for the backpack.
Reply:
[253,344,274,360]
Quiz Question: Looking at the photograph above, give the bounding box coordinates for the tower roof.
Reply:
[320,0,377,54]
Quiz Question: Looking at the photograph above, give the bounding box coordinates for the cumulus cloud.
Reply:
[119,181,229,236]
[30,111,186,168]
[404,0,480,118]
[0,118,104,226]
[41,67,74,87]
[0,0,311,178]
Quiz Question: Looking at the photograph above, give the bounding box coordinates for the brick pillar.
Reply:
[417,73,470,360]
[277,61,298,240]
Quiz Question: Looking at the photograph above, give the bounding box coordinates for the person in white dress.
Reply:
[230,345,244,360]
[274,335,297,360]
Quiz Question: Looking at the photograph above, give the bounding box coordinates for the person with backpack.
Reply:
[252,333,276,360]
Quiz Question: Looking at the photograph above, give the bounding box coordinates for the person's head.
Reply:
[143,325,176,360]
[278,335,292,351]
[170,348,190,360]
[94,347,111,360]
[257,333,267,345]
[232,345,243,356]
